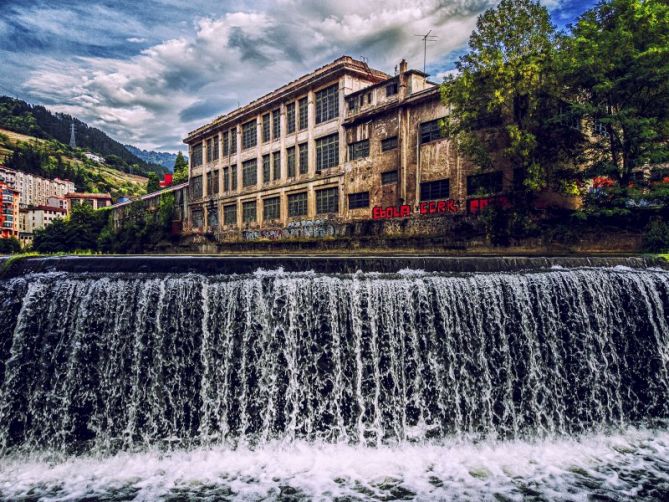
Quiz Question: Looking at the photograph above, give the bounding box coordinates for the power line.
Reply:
[414,30,438,74]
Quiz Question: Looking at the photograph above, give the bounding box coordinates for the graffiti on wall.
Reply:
[372,199,460,220]
[242,219,337,241]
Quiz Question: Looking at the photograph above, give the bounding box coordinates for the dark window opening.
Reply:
[420,119,445,144]
[420,178,450,201]
[382,170,398,185]
[381,136,398,151]
[467,171,503,196]
[348,191,369,209]
[348,139,369,160]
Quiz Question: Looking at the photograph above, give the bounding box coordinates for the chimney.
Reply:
[399,59,408,74]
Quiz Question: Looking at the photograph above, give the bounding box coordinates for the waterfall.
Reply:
[0,267,668,454]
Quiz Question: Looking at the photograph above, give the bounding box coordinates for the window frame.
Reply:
[286,102,296,134]
[298,97,308,130]
[381,136,398,152]
[242,158,257,187]
[348,139,369,161]
[420,178,450,201]
[287,146,296,178]
[420,119,445,144]
[272,109,280,139]
[262,154,271,183]
[348,191,369,209]
[272,151,281,180]
[298,142,308,175]
[316,133,339,170]
[381,170,398,185]
[315,84,339,124]
[288,191,308,217]
[223,203,237,225]
[242,120,257,150]
[466,171,503,197]
[242,200,257,223]
[229,128,237,154]
[316,187,339,214]
[263,196,280,221]
[262,113,271,143]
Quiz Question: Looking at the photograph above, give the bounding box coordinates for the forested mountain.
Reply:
[0,127,148,198]
[0,96,166,176]
[124,145,186,171]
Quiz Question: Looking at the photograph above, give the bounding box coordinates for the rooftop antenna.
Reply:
[69,122,76,149]
[414,30,438,74]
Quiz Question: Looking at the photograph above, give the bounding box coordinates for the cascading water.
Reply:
[1,265,668,499]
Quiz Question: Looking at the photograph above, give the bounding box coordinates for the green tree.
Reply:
[32,204,109,253]
[146,172,160,193]
[172,151,189,184]
[0,237,21,254]
[442,0,583,194]
[560,0,669,184]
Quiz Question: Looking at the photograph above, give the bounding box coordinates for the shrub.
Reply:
[643,218,669,252]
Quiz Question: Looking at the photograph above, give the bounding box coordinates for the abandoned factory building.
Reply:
[182,56,513,239]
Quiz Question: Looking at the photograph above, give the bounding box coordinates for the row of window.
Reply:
[193,169,504,205]
[346,81,398,112]
[344,118,444,164]
[195,84,341,164]
[216,187,340,226]
[190,135,341,198]
[196,114,444,170]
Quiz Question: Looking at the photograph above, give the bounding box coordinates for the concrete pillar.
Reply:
[307,89,316,175]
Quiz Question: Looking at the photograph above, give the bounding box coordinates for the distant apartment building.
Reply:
[0,181,20,239]
[19,205,67,245]
[0,166,75,208]
[182,56,513,239]
[65,192,113,211]
[46,195,68,212]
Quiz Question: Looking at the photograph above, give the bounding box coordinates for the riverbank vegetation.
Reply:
[443,0,668,210]
[29,193,177,254]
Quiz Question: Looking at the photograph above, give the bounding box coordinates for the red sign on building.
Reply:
[372,199,460,220]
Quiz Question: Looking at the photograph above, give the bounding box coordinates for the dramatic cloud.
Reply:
[0,0,593,152]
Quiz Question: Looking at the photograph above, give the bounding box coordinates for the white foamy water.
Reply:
[2,427,668,500]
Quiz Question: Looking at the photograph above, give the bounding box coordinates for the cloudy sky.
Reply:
[0,0,596,152]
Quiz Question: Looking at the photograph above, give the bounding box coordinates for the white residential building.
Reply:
[0,166,75,208]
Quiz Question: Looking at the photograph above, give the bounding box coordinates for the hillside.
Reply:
[0,128,148,199]
[0,96,166,177]
[124,145,186,171]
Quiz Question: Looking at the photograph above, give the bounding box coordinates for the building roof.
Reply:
[109,182,189,210]
[343,85,442,126]
[345,69,430,100]
[184,56,389,143]
[22,205,67,213]
[65,192,112,199]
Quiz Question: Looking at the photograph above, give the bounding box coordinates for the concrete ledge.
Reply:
[2,255,667,278]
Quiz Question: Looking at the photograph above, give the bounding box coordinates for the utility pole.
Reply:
[415,30,438,74]
[69,122,76,149]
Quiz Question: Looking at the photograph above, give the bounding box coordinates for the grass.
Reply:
[0,252,40,274]
[658,254,669,262]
